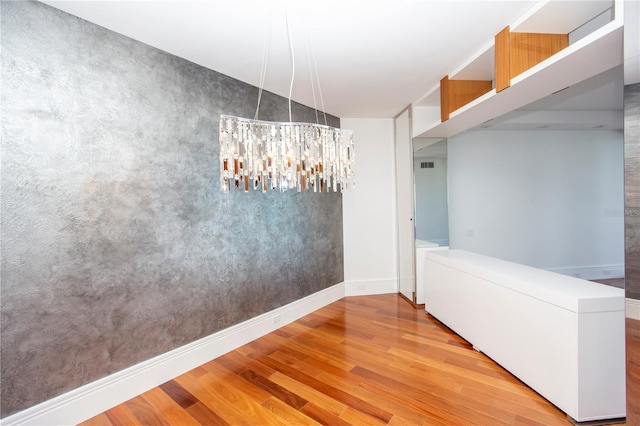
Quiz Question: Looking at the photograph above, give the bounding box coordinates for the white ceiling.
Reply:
[42,0,542,118]
[40,0,630,123]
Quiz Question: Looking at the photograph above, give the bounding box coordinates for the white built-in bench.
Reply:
[423,249,626,423]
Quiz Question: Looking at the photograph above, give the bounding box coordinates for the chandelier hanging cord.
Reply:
[254,8,271,120]
[309,29,328,126]
[304,19,320,125]
[285,5,295,123]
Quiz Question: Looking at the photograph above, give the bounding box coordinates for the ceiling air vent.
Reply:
[420,162,434,169]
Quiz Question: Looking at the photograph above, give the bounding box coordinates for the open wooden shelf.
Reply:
[495,26,568,92]
[412,0,621,139]
[440,76,492,122]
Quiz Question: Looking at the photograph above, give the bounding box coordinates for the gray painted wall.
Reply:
[0,1,343,417]
[625,82,640,300]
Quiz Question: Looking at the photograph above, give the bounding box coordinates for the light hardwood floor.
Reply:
[80,294,637,425]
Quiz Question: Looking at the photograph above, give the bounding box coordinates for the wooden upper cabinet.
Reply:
[495,26,568,93]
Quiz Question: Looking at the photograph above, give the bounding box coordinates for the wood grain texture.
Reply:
[509,32,568,79]
[447,80,493,113]
[495,26,567,92]
[440,75,450,122]
[80,294,634,425]
[495,26,511,92]
[440,76,492,121]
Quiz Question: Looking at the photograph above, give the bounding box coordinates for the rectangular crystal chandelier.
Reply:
[219,115,354,193]
[218,4,354,193]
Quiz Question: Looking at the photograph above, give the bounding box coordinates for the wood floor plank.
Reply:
[78,294,629,426]
[319,336,468,396]
[386,414,433,426]
[340,406,388,425]
[235,344,254,356]
[268,349,329,378]
[103,404,142,426]
[356,380,482,426]
[443,351,522,385]
[272,343,313,362]
[295,334,379,370]
[159,380,199,409]
[401,331,482,357]
[140,387,201,426]
[322,320,378,341]
[124,395,172,426]
[311,369,432,425]
[285,321,346,343]
[458,378,566,421]
[320,366,502,426]
[185,401,230,425]
[268,371,348,417]
[250,352,395,423]
[513,413,567,426]
[186,368,289,425]
[201,360,272,403]
[239,369,308,409]
[444,349,521,379]
[174,372,256,425]
[215,348,276,377]
[261,396,324,425]
[244,334,286,355]
[303,353,361,378]
[78,412,113,426]
[388,346,533,395]
[300,402,354,426]
[264,331,357,372]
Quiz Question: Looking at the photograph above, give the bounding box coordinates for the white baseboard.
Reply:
[546,264,624,280]
[344,278,398,296]
[627,298,640,320]
[1,282,346,426]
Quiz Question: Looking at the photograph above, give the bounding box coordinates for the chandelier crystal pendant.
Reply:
[218,5,354,193]
[219,116,354,193]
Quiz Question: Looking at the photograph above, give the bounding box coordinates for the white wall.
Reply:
[448,129,624,279]
[341,118,398,295]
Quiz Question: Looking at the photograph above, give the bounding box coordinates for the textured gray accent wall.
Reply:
[625,82,640,301]
[0,1,343,417]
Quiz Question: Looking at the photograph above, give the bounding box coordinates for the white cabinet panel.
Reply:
[425,250,626,423]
